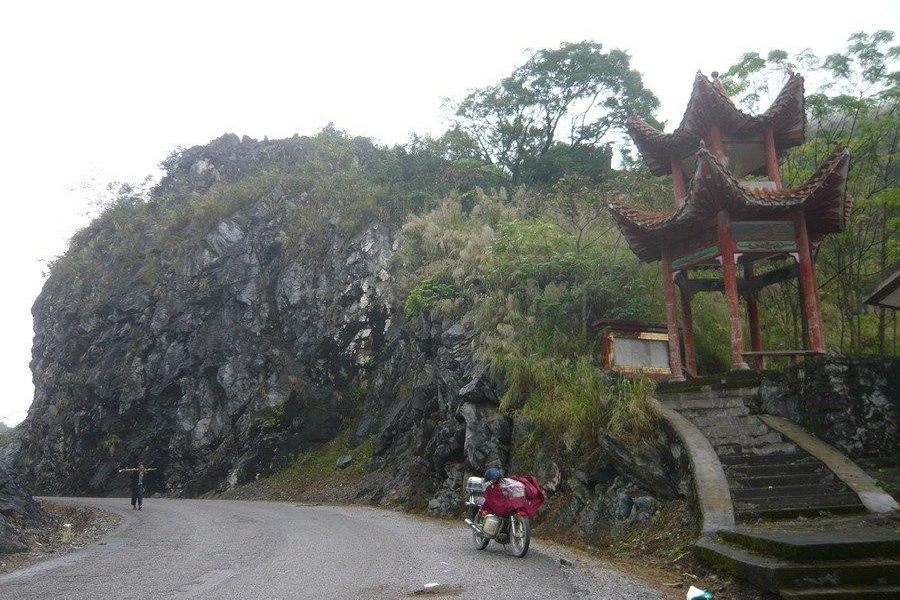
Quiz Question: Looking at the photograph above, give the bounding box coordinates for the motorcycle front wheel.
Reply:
[472,513,489,550]
[508,514,530,557]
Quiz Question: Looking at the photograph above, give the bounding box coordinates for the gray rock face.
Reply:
[356,311,508,512]
[15,132,684,533]
[0,463,43,553]
[596,430,677,500]
[16,134,511,510]
[21,199,395,496]
[758,356,898,459]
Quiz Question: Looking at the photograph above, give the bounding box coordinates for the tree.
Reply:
[722,31,899,356]
[452,41,659,186]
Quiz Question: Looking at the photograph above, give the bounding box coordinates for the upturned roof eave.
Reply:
[607,146,851,263]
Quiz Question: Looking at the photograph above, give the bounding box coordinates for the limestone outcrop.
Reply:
[16,134,510,510]
[0,464,43,554]
[16,133,678,534]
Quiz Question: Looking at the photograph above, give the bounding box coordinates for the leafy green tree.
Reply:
[520,142,613,186]
[722,31,898,356]
[452,41,659,186]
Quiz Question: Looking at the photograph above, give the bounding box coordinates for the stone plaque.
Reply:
[611,333,670,374]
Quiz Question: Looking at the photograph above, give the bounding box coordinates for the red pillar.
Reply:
[660,247,685,381]
[708,124,726,162]
[717,211,749,370]
[764,127,783,188]
[799,282,810,349]
[671,156,686,206]
[794,213,826,353]
[744,262,764,370]
[679,286,698,376]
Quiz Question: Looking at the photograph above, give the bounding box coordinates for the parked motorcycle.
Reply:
[463,469,544,558]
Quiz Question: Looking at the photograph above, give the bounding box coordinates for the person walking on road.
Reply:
[118,462,153,510]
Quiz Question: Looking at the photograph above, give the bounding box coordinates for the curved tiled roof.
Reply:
[607,146,851,262]
[628,72,807,175]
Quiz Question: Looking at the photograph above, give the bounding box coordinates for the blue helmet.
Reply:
[484,467,502,482]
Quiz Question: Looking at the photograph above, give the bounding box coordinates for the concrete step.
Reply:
[726,460,825,477]
[663,396,750,410]
[695,537,900,594]
[711,432,785,448]
[735,491,862,510]
[736,504,866,520]
[717,442,799,457]
[700,422,772,439]
[731,483,849,501]
[734,493,865,520]
[730,472,837,489]
[722,452,811,466]
[678,405,751,419]
[659,387,758,402]
[719,527,900,561]
[780,585,900,600]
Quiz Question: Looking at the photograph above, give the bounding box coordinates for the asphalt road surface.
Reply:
[0,497,662,600]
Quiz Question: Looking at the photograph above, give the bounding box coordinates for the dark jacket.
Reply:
[130,470,145,493]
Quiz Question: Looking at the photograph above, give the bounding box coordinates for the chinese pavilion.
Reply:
[607,72,852,378]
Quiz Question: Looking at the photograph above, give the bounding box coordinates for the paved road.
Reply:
[0,498,661,600]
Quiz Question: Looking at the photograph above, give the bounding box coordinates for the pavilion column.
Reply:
[794,213,826,353]
[717,211,749,369]
[671,157,686,206]
[679,285,698,377]
[660,247,685,381]
[798,283,809,358]
[764,127,783,188]
[744,263,764,370]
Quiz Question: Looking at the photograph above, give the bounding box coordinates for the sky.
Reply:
[1,1,897,426]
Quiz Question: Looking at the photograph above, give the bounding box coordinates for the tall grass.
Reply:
[492,342,658,447]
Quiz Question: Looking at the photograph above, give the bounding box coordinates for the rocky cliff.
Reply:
[0,463,43,553]
[17,132,680,534]
[17,134,508,505]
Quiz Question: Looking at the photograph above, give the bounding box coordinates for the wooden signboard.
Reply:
[592,319,672,377]
[669,220,797,270]
[732,221,796,253]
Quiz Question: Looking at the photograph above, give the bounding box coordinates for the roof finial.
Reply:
[710,71,727,94]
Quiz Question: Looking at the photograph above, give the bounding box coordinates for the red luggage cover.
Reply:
[481,475,545,519]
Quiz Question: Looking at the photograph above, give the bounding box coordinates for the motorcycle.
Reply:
[463,475,540,558]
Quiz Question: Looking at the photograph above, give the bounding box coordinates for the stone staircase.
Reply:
[659,387,865,521]
[658,381,898,599]
[695,524,900,600]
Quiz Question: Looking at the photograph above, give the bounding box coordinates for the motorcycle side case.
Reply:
[465,476,486,494]
[466,476,486,507]
[482,514,502,537]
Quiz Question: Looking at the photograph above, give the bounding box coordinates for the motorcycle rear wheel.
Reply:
[472,513,489,550]
[508,515,530,557]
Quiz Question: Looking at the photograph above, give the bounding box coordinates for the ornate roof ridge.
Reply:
[627,72,806,176]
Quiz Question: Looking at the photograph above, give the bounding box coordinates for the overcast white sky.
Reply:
[0,1,896,426]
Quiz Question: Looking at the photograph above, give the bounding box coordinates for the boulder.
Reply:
[456,402,510,471]
[596,430,676,499]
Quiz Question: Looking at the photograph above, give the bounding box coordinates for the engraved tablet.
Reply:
[612,334,670,372]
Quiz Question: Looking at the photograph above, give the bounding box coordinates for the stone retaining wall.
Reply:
[757,356,898,460]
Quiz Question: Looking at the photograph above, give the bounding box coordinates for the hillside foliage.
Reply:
[47,33,898,447]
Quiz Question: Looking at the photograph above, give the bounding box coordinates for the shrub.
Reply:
[404,278,457,316]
